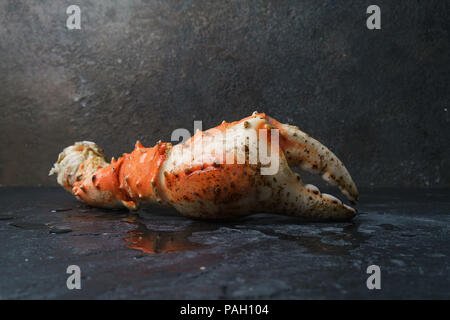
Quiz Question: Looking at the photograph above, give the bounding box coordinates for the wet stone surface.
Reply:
[0,187,449,299]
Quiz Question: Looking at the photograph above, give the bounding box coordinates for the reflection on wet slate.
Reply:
[251,223,371,256]
[0,187,449,299]
[122,218,207,254]
[50,208,72,213]
[49,227,72,234]
[10,222,48,230]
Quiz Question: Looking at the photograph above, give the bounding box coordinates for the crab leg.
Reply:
[49,141,171,210]
[50,112,359,221]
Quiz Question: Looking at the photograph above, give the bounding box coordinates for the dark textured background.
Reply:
[0,0,449,187]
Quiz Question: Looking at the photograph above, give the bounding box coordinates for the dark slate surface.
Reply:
[0,1,449,188]
[0,187,448,299]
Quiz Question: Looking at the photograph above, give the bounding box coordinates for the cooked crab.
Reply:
[50,112,358,221]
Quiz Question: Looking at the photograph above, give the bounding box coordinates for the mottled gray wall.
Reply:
[0,0,449,187]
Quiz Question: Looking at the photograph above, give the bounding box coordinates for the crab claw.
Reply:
[266,115,359,204]
[258,155,358,221]
[158,112,358,221]
[50,112,359,221]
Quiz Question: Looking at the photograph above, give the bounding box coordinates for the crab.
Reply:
[50,112,358,221]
